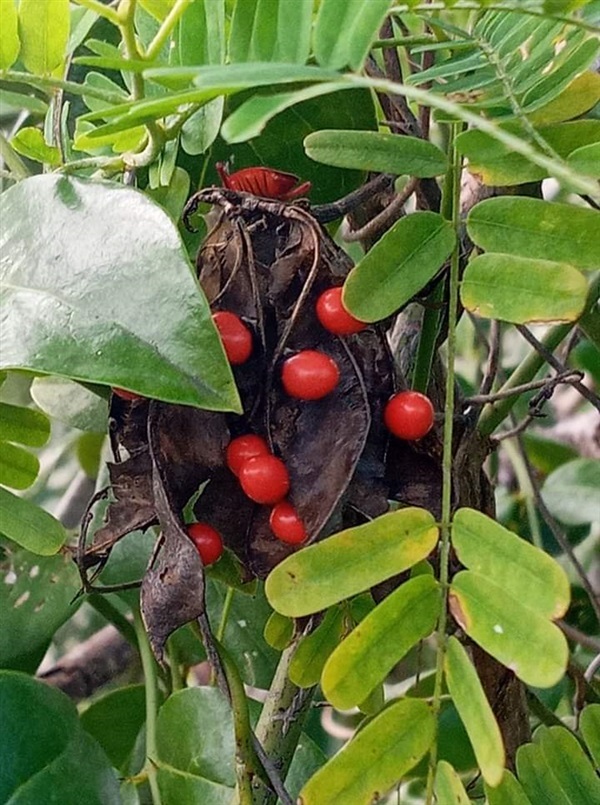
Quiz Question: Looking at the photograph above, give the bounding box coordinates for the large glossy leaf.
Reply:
[79,685,146,772]
[580,704,600,769]
[445,637,504,787]
[451,508,570,620]
[313,0,392,70]
[434,761,471,804]
[300,697,434,805]
[485,770,532,805]
[155,686,236,803]
[265,507,439,618]
[0,671,119,803]
[0,0,20,70]
[456,120,600,186]
[0,175,240,412]
[321,575,440,710]
[30,377,108,432]
[0,545,80,672]
[343,212,456,322]
[0,487,66,554]
[304,130,447,176]
[461,254,588,324]
[0,402,50,447]
[449,571,568,688]
[516,726,600,805]
[18,0,69,76]
[541,458,600,526]
[467,198,600,271]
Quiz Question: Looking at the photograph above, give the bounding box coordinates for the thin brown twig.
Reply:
[517,325,600,414]
[468,369,583,405]
[344,177,418,242]
[559,621,600,653]
[478,320,501,397]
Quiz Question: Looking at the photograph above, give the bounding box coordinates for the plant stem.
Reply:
[478,273,600,436]
[425,128,462,804]
[88,593,138,646]
[216,585,234,642]
[73,0,120,25]
[133,608,162,805]
[146,0,193,61]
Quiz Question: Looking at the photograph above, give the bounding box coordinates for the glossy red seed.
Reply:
[238,455,290,504]
[383,391,435,441]
[281,350,340,400]
[226,434,270,477]
[269,501,307,544]
[316,287,367,335]
[212,311,253,365]
[186,522,224,565]
[112,387,143,401]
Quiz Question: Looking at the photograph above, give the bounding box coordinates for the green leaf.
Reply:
[0,671,119,803]
[460,254,588,324]
[541,458,600,526]
[0,0,20,70]
[289,606,345,688]
[18,0,69,76]
[265,507,439,618]
[321,576,440,710]
[0,487,67,554]
[567,142,600,177]
[30,377,108,433]
[0,402,50,447]
[455,120,600,187]
[485,769,532,805]
[313,0,393,70]
[528,71,600,126]
[517,726,600,805]
[434,760,471,804]
[263,610,294,650]
[80,685,146,772]
[522,38,600,113]
[304,130,448,176]
[467,197,600,271]
[0,441,39,489]
[0,175,240,412]
[145,60,340,90]
[181,98,224,155]
[229,0,311,64]
[580,704,600,769]
[76,431,105,477]
[0,89,47,115]
[451,508,570,620]
[299,697,434,805]
[449,571,568,688]
[156,686,236,801]
[221,81,353,143]
[343,212,456,322]
[10,127,61,166]
[0,547,80,672]
[445,637,505,787]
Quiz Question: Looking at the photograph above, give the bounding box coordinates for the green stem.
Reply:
[88,594,138,646]
[0,131,30,180]
[133,608,162,805]
[146,0,193,61]
[0,71,126,104]
[216,586,235,643]
[478,273,600,436]
[73,0,120,25]
[118,0,145,99]
[425,128,462,805]
[502,439,543,550]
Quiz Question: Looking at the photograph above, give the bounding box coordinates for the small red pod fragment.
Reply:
[269,501,307,544]
[281,350,340,400]
[383,390,435,441]
[212,311,253,365]
[316,287,367,336]
[238,455,290,505]
[112,387,143,401]
[216,162,311,201]
[186,522,224,565]
[226,434,270,477]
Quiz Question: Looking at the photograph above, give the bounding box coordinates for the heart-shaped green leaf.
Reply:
[343,212,456,322]
[0,175,240,412]
[461,254,587,324]
[266,507,439,618]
